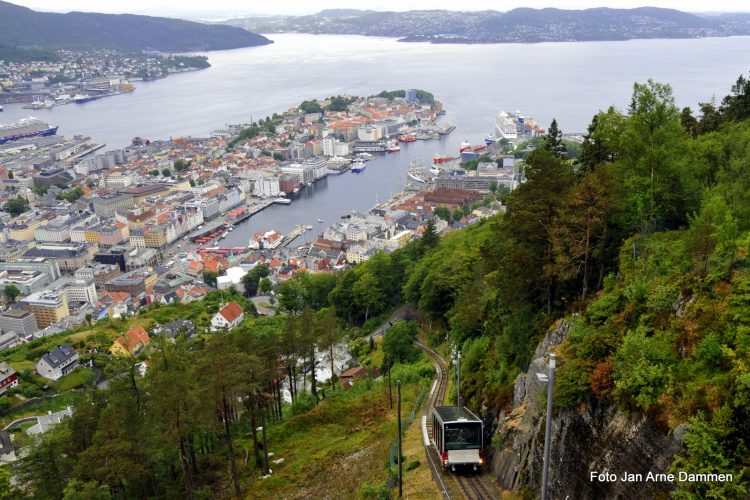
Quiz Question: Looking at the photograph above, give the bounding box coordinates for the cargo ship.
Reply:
[433,154,454,164]
[0,117,58,145]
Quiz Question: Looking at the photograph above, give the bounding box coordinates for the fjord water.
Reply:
[4,34,749,243]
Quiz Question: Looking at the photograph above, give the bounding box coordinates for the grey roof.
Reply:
[432,406,482,424]
[40,343,77,368]
[154,319,195,338]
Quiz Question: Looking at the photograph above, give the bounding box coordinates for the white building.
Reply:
[253,177,280,197]
[64,279,97,305]
[357,125,383,142]
[322,137,350,157]
[104,172,137,188]
[210,301,244,332]
[216,267,247,293]
[36,343,79,381]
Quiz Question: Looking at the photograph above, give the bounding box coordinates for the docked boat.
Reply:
[495,111,518,140]
[386,140,401,152]
[485,132,495,145]
[73,94,98,104]
[357,152,374,160]
[436,122,456,135]
[351,159,366,173]
[459,140,472,153]
[407,156,430,184]
[433,154,454,164]
[399,134,417,143]
[271,197,291,205]
[495,110,544,140]
[0,117,58,145]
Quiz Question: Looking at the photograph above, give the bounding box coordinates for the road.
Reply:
[365,304,419,341]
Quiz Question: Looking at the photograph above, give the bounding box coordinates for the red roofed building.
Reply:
[109,324,151,357]
[210,301,244,332]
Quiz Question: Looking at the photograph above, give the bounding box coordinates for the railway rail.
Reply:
[416,340,499,500]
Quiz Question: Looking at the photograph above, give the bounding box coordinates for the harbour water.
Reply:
[3,34,750,245]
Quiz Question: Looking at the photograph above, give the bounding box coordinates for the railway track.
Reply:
[416,340,498,500]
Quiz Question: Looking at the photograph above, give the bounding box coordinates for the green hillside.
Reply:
[0,0,272,52]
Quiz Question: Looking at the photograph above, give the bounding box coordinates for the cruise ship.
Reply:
[0,117,58,144]
[495,111,518,140]
[495,110,545,141]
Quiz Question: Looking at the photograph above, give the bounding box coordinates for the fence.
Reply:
[386,385,429,490]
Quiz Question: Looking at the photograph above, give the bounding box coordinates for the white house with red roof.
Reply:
[210,301,244,332]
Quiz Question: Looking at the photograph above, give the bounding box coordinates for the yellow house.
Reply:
[109,324,151,357]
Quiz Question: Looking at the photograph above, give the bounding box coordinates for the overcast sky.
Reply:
[7,0,750,17]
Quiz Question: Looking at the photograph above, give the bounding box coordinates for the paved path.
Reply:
[365,304,419,340]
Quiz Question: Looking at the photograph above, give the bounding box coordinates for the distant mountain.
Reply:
[225,7,750,44]
[0,0,272,52]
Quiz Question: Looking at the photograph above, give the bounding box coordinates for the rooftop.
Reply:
[433,406,482,424]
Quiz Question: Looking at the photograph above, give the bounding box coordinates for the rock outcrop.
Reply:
[491,320,683,499]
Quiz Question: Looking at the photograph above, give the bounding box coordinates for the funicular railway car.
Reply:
[431,406,484,471]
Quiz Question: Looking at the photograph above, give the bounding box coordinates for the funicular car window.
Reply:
[444,423,482,450]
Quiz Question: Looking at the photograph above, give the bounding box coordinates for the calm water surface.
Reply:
[3,34,749,245]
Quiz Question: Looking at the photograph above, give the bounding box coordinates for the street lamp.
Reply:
[536,353,556,500]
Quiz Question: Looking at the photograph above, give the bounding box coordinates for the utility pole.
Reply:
[397,380,402,497]
[540,353,556,500]
[456,351,461,408]
[388,355,393,409]
[261,415,270,476]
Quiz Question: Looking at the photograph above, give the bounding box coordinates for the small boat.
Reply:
[351,159,366,173]
[0,105,4,112]
[386,140,401,152]
[485,132,495,145]
[317,218,323,223]
[357,152,374,160]
[459,140,472,152]
[399,134,417,143]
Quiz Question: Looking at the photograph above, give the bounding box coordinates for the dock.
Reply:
[282,224,312,247]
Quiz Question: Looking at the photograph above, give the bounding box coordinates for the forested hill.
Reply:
[0,0,271,52]
[225,7,750,44]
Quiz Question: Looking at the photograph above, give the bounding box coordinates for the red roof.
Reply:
[219,301,244,323]
[116,324,150,352]
[340,366,368,379]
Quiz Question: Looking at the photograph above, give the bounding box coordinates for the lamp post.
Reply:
[397,380,402,497]
[537,353,556,500]
[456,351,462,408]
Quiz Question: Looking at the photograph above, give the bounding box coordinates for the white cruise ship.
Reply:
[495,111,518,140]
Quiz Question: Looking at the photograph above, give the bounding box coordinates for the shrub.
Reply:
[405,459,420,471]
[613,329,675,411]
[554,358,594,410]
[586,290,624,324]
[290,390,317,416]
[589,358,614,400]
[360,482,391,499]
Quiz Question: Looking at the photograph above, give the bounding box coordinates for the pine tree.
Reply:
[542,118,566,159]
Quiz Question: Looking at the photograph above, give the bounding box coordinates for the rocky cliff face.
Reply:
[490,321,684,499]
